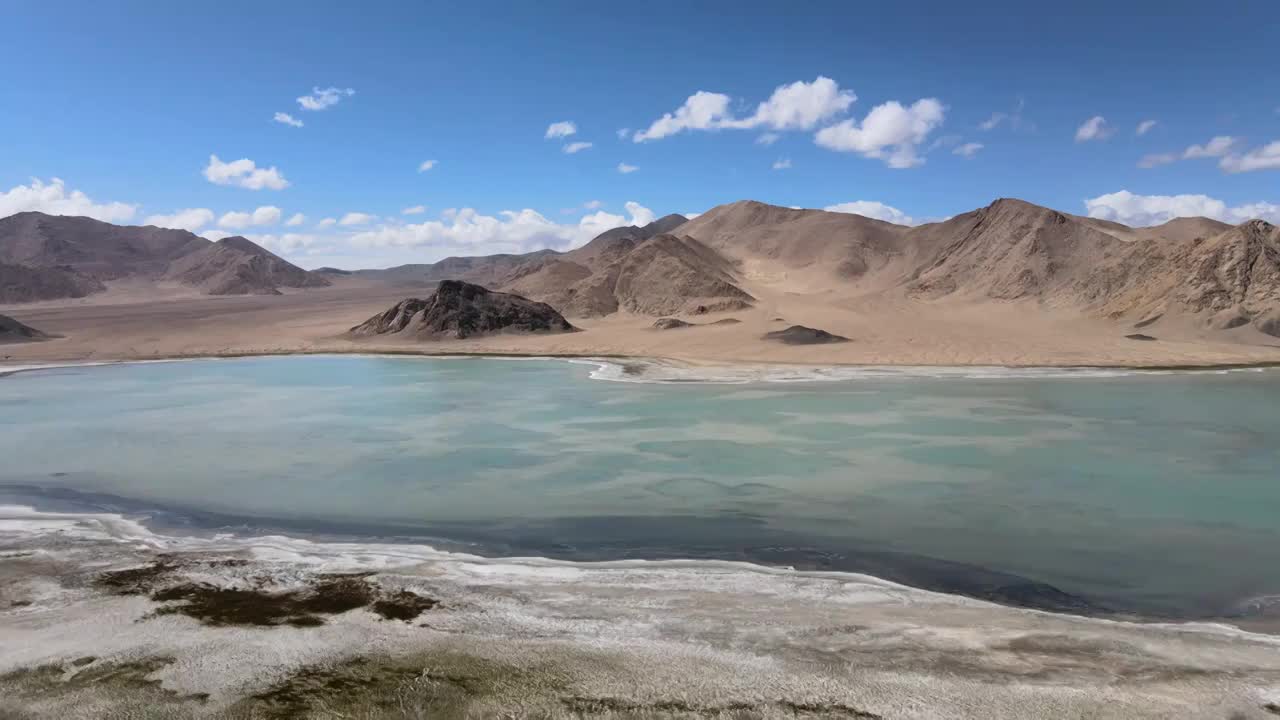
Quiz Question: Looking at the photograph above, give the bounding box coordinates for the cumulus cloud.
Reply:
[317,218,337,228]
[1136,119,1157,136]
[1137,153,1178,169]
[273,112,304,128]
[1183,136,1238,159]
[824,200,917,226]
[217,206,281,230]
[1220,140,1280,173]
[244,233,318,253]
[633,77,854,142]
[201,230,232,241]
[617,162,638,174]
[339,212,375,226]
[204,155,289,190]
[297,86,354,111]
[545,121,577,139]
[2,178,137,223]
[347,201,658,258]
[418,159,438,173]
[285,212,306,226]
[978,112,1006,131]
[633,91,733,142]
[1138,136,1240,169]
[953,142,983,158]
[1084,190,1280,226]
[755,133,780,146]
[563,141,593,154]
[144,207,213,232]
[1075,116,1112,142]
[402,205,426,215]
[772,157,791,170]
[814,98,946,168]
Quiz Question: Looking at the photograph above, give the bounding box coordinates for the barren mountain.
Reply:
[350,280,576,339]
[162,236,329,296]
[0,313,49,343]
[0,212,207,279]
[0,212,329,300]
[0,262,105,303]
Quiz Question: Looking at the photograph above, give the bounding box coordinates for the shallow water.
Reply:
[3,355,1279,618]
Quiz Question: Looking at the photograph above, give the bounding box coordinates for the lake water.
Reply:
[2,355,1279,620]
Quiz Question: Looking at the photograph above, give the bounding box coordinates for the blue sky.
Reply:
[3,0,1277,268]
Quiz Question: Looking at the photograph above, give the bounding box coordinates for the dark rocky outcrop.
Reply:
[763,325,849,345]
[350,280,577,339]
[652,318,693,330]
[0,314,50,343]
[1124,333,1157,341]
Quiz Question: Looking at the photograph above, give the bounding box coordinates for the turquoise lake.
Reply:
[2,355,1279,619]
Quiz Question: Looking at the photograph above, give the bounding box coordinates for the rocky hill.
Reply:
[0,314,49,343]
[162,236,329,296]
[0,212,329,301]
[349,280,577,339]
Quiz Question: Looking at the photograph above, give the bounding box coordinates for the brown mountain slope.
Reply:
[0,212,207,279]
[676,200,910,282]
[612,234,754,315]
[0,212,330,300]
[0,262,105,303]
[349,280,576,339]
[162,236,330,295]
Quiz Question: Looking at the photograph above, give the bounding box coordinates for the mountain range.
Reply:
[0,211,329,302]
[2,198,1279,339]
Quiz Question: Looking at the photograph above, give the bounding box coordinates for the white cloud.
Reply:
[633,91,733,142]
[217,211,252,229]
[772,157,792,170]
[1075,115,1112,142]
[563,141,593,154]
[204,155,289,190]
[401,205,426,215]
[813,98,946,168]
[348,201,658,258]
[755,132,780,146]
[633,77,854,142]
[297,86,354,111]
[723,76,854,131]
[617,162,638,174]
[583,200,602,209]
[1183,135,1238,159]
[1219,140,1280,173]
[1136,119,1157,136]
[616,127,630,140]
[418,159,437,173]
[1139,136,1241,169]
[144,207,213,232]
[1138,153,1178,168]
[273,112,304,128]
[245,233,318,253]
[545,121,577,139]
[317,217,337,228]
[216,206,281,230]
[824,200,918,226]
[201,230,232,242]
[2,178,137,223]
[953,142,983,158]
[339,212,375,226]
[1084,190,1280,226]
[285,212,306,226]
[978,112,1006,131]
